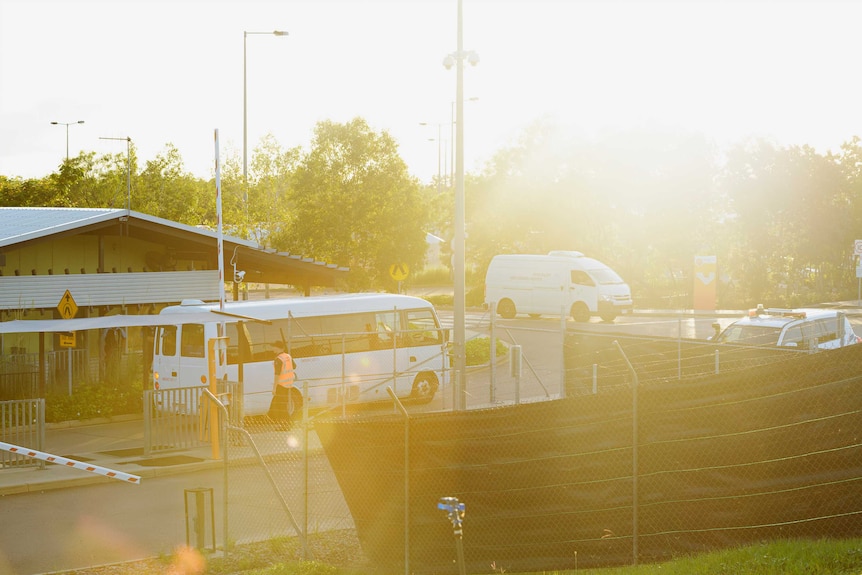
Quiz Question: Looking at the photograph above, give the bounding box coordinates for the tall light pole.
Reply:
[243,30,288,225]
[449,97,477,189]
[419,122,443,193]
[50,120,85,162]
[443,0,479,410]
[99,136,132,213]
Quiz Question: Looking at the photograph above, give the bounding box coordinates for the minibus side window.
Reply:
[160,326,177,357]
[571,270,595,287]
[375,311,400,347]
[405,309,442,345]
[181,324,205,358]
[226,322,251,365]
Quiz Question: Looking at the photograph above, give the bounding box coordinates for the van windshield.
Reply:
[589,268,625,285]
[716,325,782,346]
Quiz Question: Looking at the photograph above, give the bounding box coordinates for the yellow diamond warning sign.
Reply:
[57,290,78,320]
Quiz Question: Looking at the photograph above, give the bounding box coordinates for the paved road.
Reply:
[0,447,348,575]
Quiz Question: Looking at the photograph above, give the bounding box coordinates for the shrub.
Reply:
[46,380,143,423]
[465,337,508,366]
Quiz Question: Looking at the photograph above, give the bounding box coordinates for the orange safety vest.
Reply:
[276,352,296,388]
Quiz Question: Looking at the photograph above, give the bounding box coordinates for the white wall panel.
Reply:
[0,271,220,311]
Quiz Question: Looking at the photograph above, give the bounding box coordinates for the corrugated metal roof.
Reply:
[0,207,121,248]
[0,271,220,310]
[0,207,348,288]
[0,207,262,250]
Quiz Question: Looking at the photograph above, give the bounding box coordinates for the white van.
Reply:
[484,251,633,322]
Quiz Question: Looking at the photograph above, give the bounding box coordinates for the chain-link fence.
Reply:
[194,316,862,573]
[314,329,862,573]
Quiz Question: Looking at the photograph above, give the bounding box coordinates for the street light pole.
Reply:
[419,122,443,194]
[243,30,288,226]
[443,0,479,410]
[99,136,132,213]
[50,120,85,162]
[449,97,477,189]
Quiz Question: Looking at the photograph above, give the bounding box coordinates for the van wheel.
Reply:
[498,299,516,319]
[570,302,590,322]
[600,313,616,322]
[411,373,438,404]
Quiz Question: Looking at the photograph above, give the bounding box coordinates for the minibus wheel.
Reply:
[498,299,516,319]
[411,373,438,404]
[570,302,590,322]
[272,388,303,428]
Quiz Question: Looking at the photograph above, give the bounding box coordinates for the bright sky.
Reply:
[1,0,860,185]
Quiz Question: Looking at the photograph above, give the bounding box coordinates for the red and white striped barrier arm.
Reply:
[0,440,141,485]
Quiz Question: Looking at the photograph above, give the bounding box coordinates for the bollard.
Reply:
[184,487,215,551]
[438,497,466,575]
[510,345,522,404]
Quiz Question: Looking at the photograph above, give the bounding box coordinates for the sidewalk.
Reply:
[0,416,281,496]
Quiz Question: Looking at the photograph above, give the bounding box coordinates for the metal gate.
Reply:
[143,381,242,456]
[0,398,45,469]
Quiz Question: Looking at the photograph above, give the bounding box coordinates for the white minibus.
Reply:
[151,293,448,419]
[484,251,633,322]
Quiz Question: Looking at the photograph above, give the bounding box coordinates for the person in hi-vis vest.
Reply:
[268,340,299,428]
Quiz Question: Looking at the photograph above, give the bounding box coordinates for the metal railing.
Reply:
[143,381,243,456]
[0,398,45,469]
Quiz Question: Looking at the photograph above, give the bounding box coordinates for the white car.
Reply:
[712,305,860,351]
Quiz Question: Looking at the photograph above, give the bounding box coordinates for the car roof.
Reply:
[731,308,841,329]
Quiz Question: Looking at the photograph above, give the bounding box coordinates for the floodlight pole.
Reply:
[99,136,132,213]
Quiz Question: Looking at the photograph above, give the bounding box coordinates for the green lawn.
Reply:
[72,536,862,575]
[232,538,862,575]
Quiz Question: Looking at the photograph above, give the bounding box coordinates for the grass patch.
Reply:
[60,536,862,575]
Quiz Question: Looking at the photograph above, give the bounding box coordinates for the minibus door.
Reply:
[153,325,179,390]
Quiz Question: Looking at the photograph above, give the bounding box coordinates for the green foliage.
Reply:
[250,561,340,575]
[133,536,862,575]
[7,120,862,309]
[271,118,430,291]
[410,266,451,285]
[465,336,508,366]
[45,381,143,423]
[556,538,862,574]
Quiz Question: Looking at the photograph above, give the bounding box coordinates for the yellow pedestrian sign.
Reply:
[57,289,78,320]
[389,263,409,282]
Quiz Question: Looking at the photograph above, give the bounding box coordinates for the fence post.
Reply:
[302,380,310,560]
[677,317,682,380]
[560,307,567,398]
[510,345,522,405]
[387,387,410,575]
[613,340,639,567]
[143,390,152,457]
[489,301,496,403]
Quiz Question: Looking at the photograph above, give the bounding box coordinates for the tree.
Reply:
[246,134,301,244]
[272,118,429,291]
[467,121,720,306]
[718,138,856,306]
[135,144,212,225]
